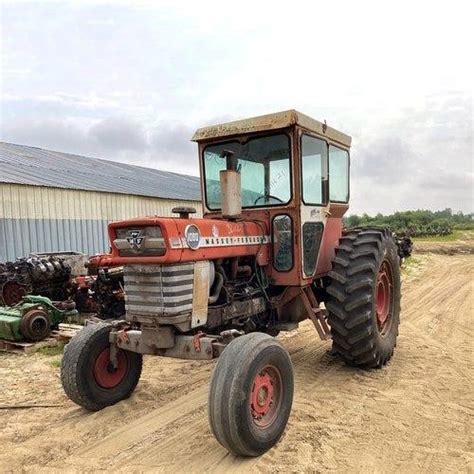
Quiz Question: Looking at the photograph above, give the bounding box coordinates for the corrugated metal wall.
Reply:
[0,184,202,261]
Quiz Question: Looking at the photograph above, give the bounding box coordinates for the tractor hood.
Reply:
[93,217,270,267]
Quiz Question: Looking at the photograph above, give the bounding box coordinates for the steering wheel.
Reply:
[254,194,285,205]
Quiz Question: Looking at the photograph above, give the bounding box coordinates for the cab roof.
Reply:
[192,109,352,148]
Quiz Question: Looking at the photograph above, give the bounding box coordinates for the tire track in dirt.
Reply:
[2,254,472,472]
[57,327,337,471]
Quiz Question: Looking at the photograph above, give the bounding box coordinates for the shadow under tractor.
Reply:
[61,110,402,456]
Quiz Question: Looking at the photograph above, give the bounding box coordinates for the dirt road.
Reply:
[1,253,472,472]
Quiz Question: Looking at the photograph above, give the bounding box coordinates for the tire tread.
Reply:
[326,227,401,368]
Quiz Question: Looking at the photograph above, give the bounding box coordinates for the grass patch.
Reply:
[37,343,65,369]
[49,358,62,368]
[401,256,421,276]
[412,230,465,242]
[37,343,65,357]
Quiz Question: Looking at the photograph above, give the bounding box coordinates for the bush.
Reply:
[453,222,474,230]
[344,209,472,238]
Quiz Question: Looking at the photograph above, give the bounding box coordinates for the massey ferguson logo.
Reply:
[127,230,145,250]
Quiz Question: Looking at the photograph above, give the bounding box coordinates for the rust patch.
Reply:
[192,109,352,147]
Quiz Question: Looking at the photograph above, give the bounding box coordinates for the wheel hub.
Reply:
[251,372,274,416]
[30,315,47,335]
[250,365,282,428]
[93,348,127,389]
[376,260,393,333]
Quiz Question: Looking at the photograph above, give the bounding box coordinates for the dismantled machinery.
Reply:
[395,235,413,260]
[0,254,125,320]
[73,264,125,319]
[61,110,403,457]
[0,256,72,306]
[0,295,77,342]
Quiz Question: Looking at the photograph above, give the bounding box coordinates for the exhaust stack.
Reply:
[220,150,241,219]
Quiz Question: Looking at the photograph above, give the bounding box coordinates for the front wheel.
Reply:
[208,333,294,457]
[61,323,142,411]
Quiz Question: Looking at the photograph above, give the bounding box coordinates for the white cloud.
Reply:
[0,0,472,212]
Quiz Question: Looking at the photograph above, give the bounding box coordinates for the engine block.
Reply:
[0,256,71,306]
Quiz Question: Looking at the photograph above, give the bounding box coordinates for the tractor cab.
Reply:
[192,110,352,285]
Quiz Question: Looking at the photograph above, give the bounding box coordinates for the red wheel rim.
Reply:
[249,365,282,428]
[376,260,393,335]
[2,282,27,306]
[93,348,128,389]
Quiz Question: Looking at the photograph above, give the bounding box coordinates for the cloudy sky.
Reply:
[1,0,472,215]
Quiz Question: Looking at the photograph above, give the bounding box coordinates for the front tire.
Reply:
[61,323,142,411]
[326,227,401,368]
[208,333,294,457]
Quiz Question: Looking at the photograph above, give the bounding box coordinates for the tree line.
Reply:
[344,209,474,237]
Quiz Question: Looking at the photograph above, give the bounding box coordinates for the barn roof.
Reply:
[0,141,201,201]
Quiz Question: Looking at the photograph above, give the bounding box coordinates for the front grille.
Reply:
[124,263,194,319]
[114,226,166,257]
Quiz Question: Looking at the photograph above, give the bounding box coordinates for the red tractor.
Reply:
[61,110,401,456]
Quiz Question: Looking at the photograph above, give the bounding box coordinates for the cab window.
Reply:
[329,145,349,202]
[203,134,291,209]
[301,134,327,205]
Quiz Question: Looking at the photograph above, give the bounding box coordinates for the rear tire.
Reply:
[208,333,294,457]
[61,323,142,411]
[326,227,401,368]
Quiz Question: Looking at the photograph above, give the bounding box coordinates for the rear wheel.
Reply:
[61,323,142,411]
[326,227,401,368]
[208,333,294,457]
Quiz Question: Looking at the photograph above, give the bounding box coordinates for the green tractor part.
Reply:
[0,295,78,342]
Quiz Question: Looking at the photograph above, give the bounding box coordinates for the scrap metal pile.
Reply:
[0,254,125,330]
[0,256,72,306]
[73,264,125,319]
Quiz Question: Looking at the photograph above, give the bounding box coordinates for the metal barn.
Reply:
[0,142,202,261]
